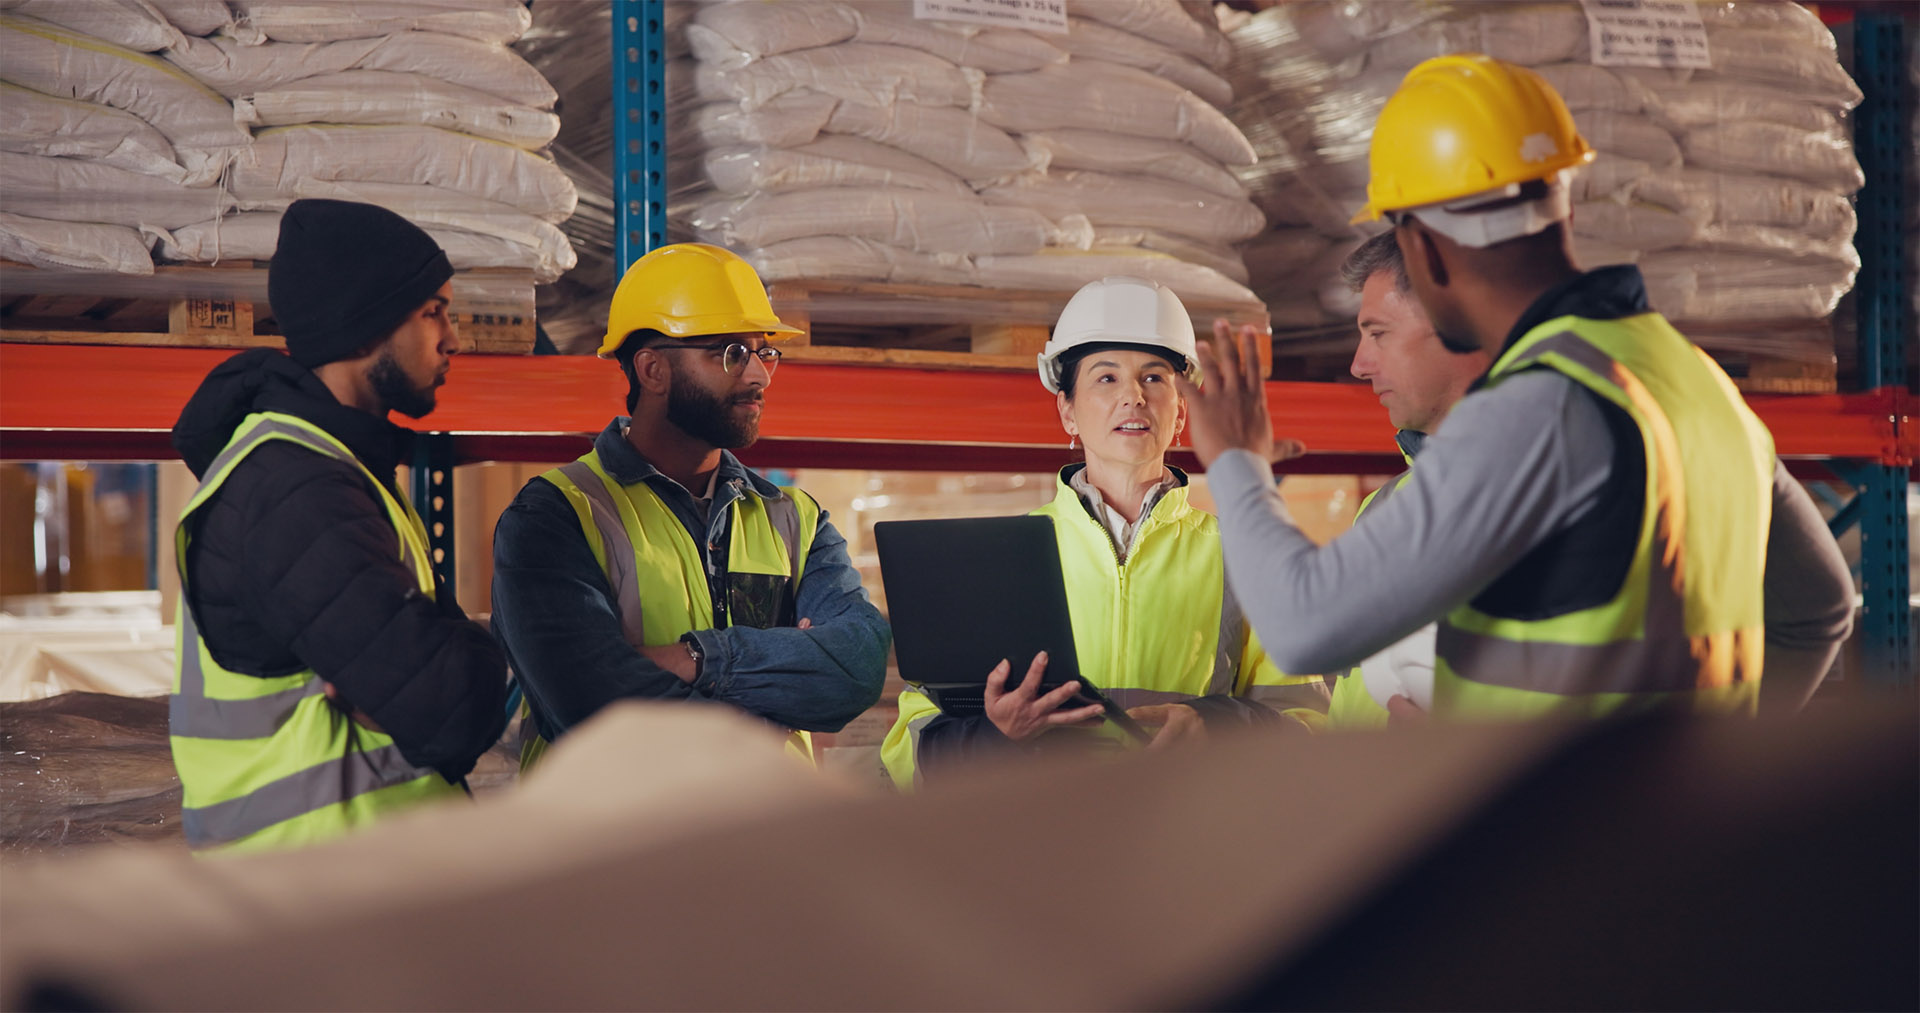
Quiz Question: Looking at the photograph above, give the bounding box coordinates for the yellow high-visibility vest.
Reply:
[170,412,458,853]
[524,450,821,769]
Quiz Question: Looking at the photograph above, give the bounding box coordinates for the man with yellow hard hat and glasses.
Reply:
[1179,54,1853,720]
[490,244,889,766]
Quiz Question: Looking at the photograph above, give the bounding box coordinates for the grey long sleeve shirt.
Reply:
[1208,368,1853,698]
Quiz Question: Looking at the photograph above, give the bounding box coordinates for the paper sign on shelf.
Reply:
[1579,0,1711,69]
[913,0,1068,35]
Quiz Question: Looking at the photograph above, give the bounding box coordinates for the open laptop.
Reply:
[874,515,1149,743]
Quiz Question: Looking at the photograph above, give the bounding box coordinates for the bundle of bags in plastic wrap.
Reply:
[0,0,576,282]
[1226,0,1864,357]
[669,0,1265,305]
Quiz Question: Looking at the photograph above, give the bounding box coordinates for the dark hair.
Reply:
[614,328,667,416]
[1057,342,1185,400]
[1339,230,1411,294]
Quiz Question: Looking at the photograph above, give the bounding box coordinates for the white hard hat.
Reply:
[1037,276,1200,394]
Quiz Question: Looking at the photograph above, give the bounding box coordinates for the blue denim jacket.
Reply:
[490,419,890,742]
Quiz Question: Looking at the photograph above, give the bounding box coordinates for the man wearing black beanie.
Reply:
[165,199,508,852]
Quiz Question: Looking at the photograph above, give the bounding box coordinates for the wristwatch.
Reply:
[678,633,705,681]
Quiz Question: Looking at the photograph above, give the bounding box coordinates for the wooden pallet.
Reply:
[768,279,1274,375]
[0,262,538,354]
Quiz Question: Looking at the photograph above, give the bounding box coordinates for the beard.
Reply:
[666,374,761,449]
[368,347,437,419]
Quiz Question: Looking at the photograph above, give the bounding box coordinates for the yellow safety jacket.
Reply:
[169,412,458,852]
[1435,312,1773,717]
[1326,467,1411,731]
[882,468,1326,788]
[523,449,822,769]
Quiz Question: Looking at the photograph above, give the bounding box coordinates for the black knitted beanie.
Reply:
[268,199,453,368]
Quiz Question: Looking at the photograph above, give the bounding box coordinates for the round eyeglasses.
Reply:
[645,340,782,376]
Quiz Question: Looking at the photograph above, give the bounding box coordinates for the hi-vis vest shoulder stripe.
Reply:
[1326,471,1410,730]
[522,449,820,769]
[1435,312,1773,718]
[170,412,457,852]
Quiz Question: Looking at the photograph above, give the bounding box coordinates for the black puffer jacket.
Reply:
[171,348,507,781]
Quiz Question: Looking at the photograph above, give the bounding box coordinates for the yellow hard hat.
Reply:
[1350,53,1594,225]
[597,243,802,357]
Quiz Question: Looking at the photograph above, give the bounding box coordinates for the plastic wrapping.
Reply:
[698,137,972,197]
[1225,0,1864,346]
[164,30,556,107]
[980,170,1265,246]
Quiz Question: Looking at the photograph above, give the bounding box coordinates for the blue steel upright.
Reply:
[1850,13,1912,688]
[613,0,669,275]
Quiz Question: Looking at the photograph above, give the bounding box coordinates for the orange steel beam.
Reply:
[2,344,1909,468]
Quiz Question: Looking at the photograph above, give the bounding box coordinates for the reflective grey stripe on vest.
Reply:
[561,460,807,647]
[1103,687,1197,710]
[1206,570,1243,696]
[171,602,324,740]
[1441,328,1760,695]
[179,743,427,849]
[557,460,648,649]
[903,703,942,789]
[1247,681,1332,712]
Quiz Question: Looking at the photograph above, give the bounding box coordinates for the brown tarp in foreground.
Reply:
[1,699,1913,1011]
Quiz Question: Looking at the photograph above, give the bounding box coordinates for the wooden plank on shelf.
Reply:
[0,263,540,355]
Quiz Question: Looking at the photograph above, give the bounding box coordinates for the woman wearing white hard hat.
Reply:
[881,277,1327,788]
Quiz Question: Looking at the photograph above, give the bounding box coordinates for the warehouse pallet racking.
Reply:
[0,2,1909,684]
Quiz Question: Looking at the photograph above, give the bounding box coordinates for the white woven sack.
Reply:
[1534,63,1646,114]
[1066,0,1231,69]
[977,61,1256,166]
[849,5,1065,74]
[702,137,971,197]
[229,125,576,222]
[684,94,838,150]
[0,151,231,229]
[1699,29,1860,107]
[822,98,1034,182]
[1021,130,1243,199]
[0,211,153,274]
[1632,170,1855,239]
[1681,122,1864,192]
[147,0,230,36]
[161,211,570,281]
[165,32,556,108]
[691,188,1057,256]
[981,170,1265,245]
[0,0,183,52]
[1570,155,1654,204]
[742,236,973,285]
[0,14,248,180]
[1646,81,1840,134]
[230,178,576,281]
[1572,110,1681,171]
[1571,201,1699,252]
[235,70,559,149]
[0,82,184,183]
[228,0,531,46]
[975,250,1257,304]
[688,2,858,63]
[1056,17,1229,107]
[1089,226,1249,284]
[688,44,980,111]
